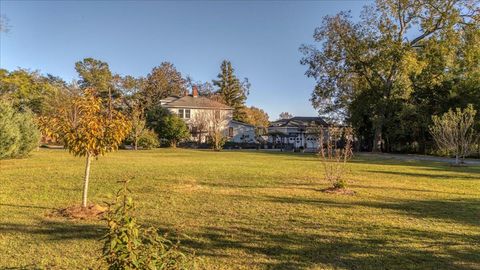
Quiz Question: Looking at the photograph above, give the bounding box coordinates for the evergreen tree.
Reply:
[213,60,249,122]
[0,100,20,159]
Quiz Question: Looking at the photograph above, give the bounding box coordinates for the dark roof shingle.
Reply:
[270,116,328,127]
[162,95,232,109]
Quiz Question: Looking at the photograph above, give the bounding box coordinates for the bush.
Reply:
[15,110,41,157]
[147,107,190,148]
[101,181,193,270]
[0,101,21,159]
[0,101,40,159]
[138,129,160,149]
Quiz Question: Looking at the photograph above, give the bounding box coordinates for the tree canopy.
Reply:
[142,62,187,111]
[244,106,270,127]
[301,0,479,152]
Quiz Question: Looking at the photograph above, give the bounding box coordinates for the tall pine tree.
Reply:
[213,60,249,121]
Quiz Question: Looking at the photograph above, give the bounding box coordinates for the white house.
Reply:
[229,120,257,143]
[160,86,257,144]
[268,117,328,151]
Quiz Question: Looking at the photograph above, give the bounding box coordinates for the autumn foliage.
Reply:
[39,88,131,208]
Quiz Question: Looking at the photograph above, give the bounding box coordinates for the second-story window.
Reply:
[215,110,220,120]
[184,109,191,119]
[178,109,184,118]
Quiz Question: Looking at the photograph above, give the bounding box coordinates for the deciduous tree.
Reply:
[279,112,293,120]
[243,106,269,127]
[301,0,477,152]
[430,105,478,165]
[142,62,187,111]
[45,88,131,208]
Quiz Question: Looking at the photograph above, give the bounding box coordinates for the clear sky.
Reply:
[0,0,368,120]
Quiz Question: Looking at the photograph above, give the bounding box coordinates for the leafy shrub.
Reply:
[0,100,40,159]
[147,107,190,148]
[15,110,41,157]
[101,181,193,270]
[138,129,159,150]
[0,100,21,159]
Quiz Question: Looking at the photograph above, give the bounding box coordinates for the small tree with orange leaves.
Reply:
[43,88,131,208]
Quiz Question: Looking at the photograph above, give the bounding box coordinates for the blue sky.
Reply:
[0,0,368,120]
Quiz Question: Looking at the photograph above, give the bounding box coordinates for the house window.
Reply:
[178,109,184,118]
[228,127,234,137]
[184,109,191,119]
[215,110,221,120]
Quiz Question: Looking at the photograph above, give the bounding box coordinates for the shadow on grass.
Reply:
[0,220,105,241]
[365,170,480,180]
[263,195,480,227]
[174,194,479,269]
[2,265,43,270]
[184,224,479,270]
[0,203,54,210]
[358,199,480,227]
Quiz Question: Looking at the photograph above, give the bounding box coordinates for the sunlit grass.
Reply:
[1,148,479,269]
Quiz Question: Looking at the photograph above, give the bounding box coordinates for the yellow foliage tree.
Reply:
[43,88,131,208]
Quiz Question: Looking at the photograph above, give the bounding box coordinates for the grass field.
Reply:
[1,149,479,270]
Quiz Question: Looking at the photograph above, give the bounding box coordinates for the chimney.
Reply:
[184,90,189,97]
[192,85,199,97]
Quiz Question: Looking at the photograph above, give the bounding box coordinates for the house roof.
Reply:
[161,95,232,110]
[270,116,328,128]
[231,120,256,128]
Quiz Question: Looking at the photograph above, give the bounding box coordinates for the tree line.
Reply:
[301,0,479,155]
[0,58,270,152]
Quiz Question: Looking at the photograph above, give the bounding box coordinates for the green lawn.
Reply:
[1,149,479,269]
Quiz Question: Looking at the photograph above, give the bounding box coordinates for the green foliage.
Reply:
[101,181,191,270]
[159,115,190,148]
[0,100,40,159]
[15,110,41,157]
[430,105,478,164]
[142,62,187,111]
[301,0,479,152]
[146,107,190,147]
[0,100,21,159]
[0,68,60,114]
[138,130,160,150]
[213,60,249,122]
[75,58,116,99]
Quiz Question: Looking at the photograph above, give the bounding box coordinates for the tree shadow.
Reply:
[183,224,479,269]
[262,194,479,227]
[357,198,480,227]
[0,203,55,210]
[1,265,43,270]
[0,220,105,241]
[365,170,480,180]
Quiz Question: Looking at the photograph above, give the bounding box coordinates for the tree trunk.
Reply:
[372,125,383,152]
[82,153,92,208]
[171,139,177,148]
[455,153,459,165]
[134,137,138,150]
